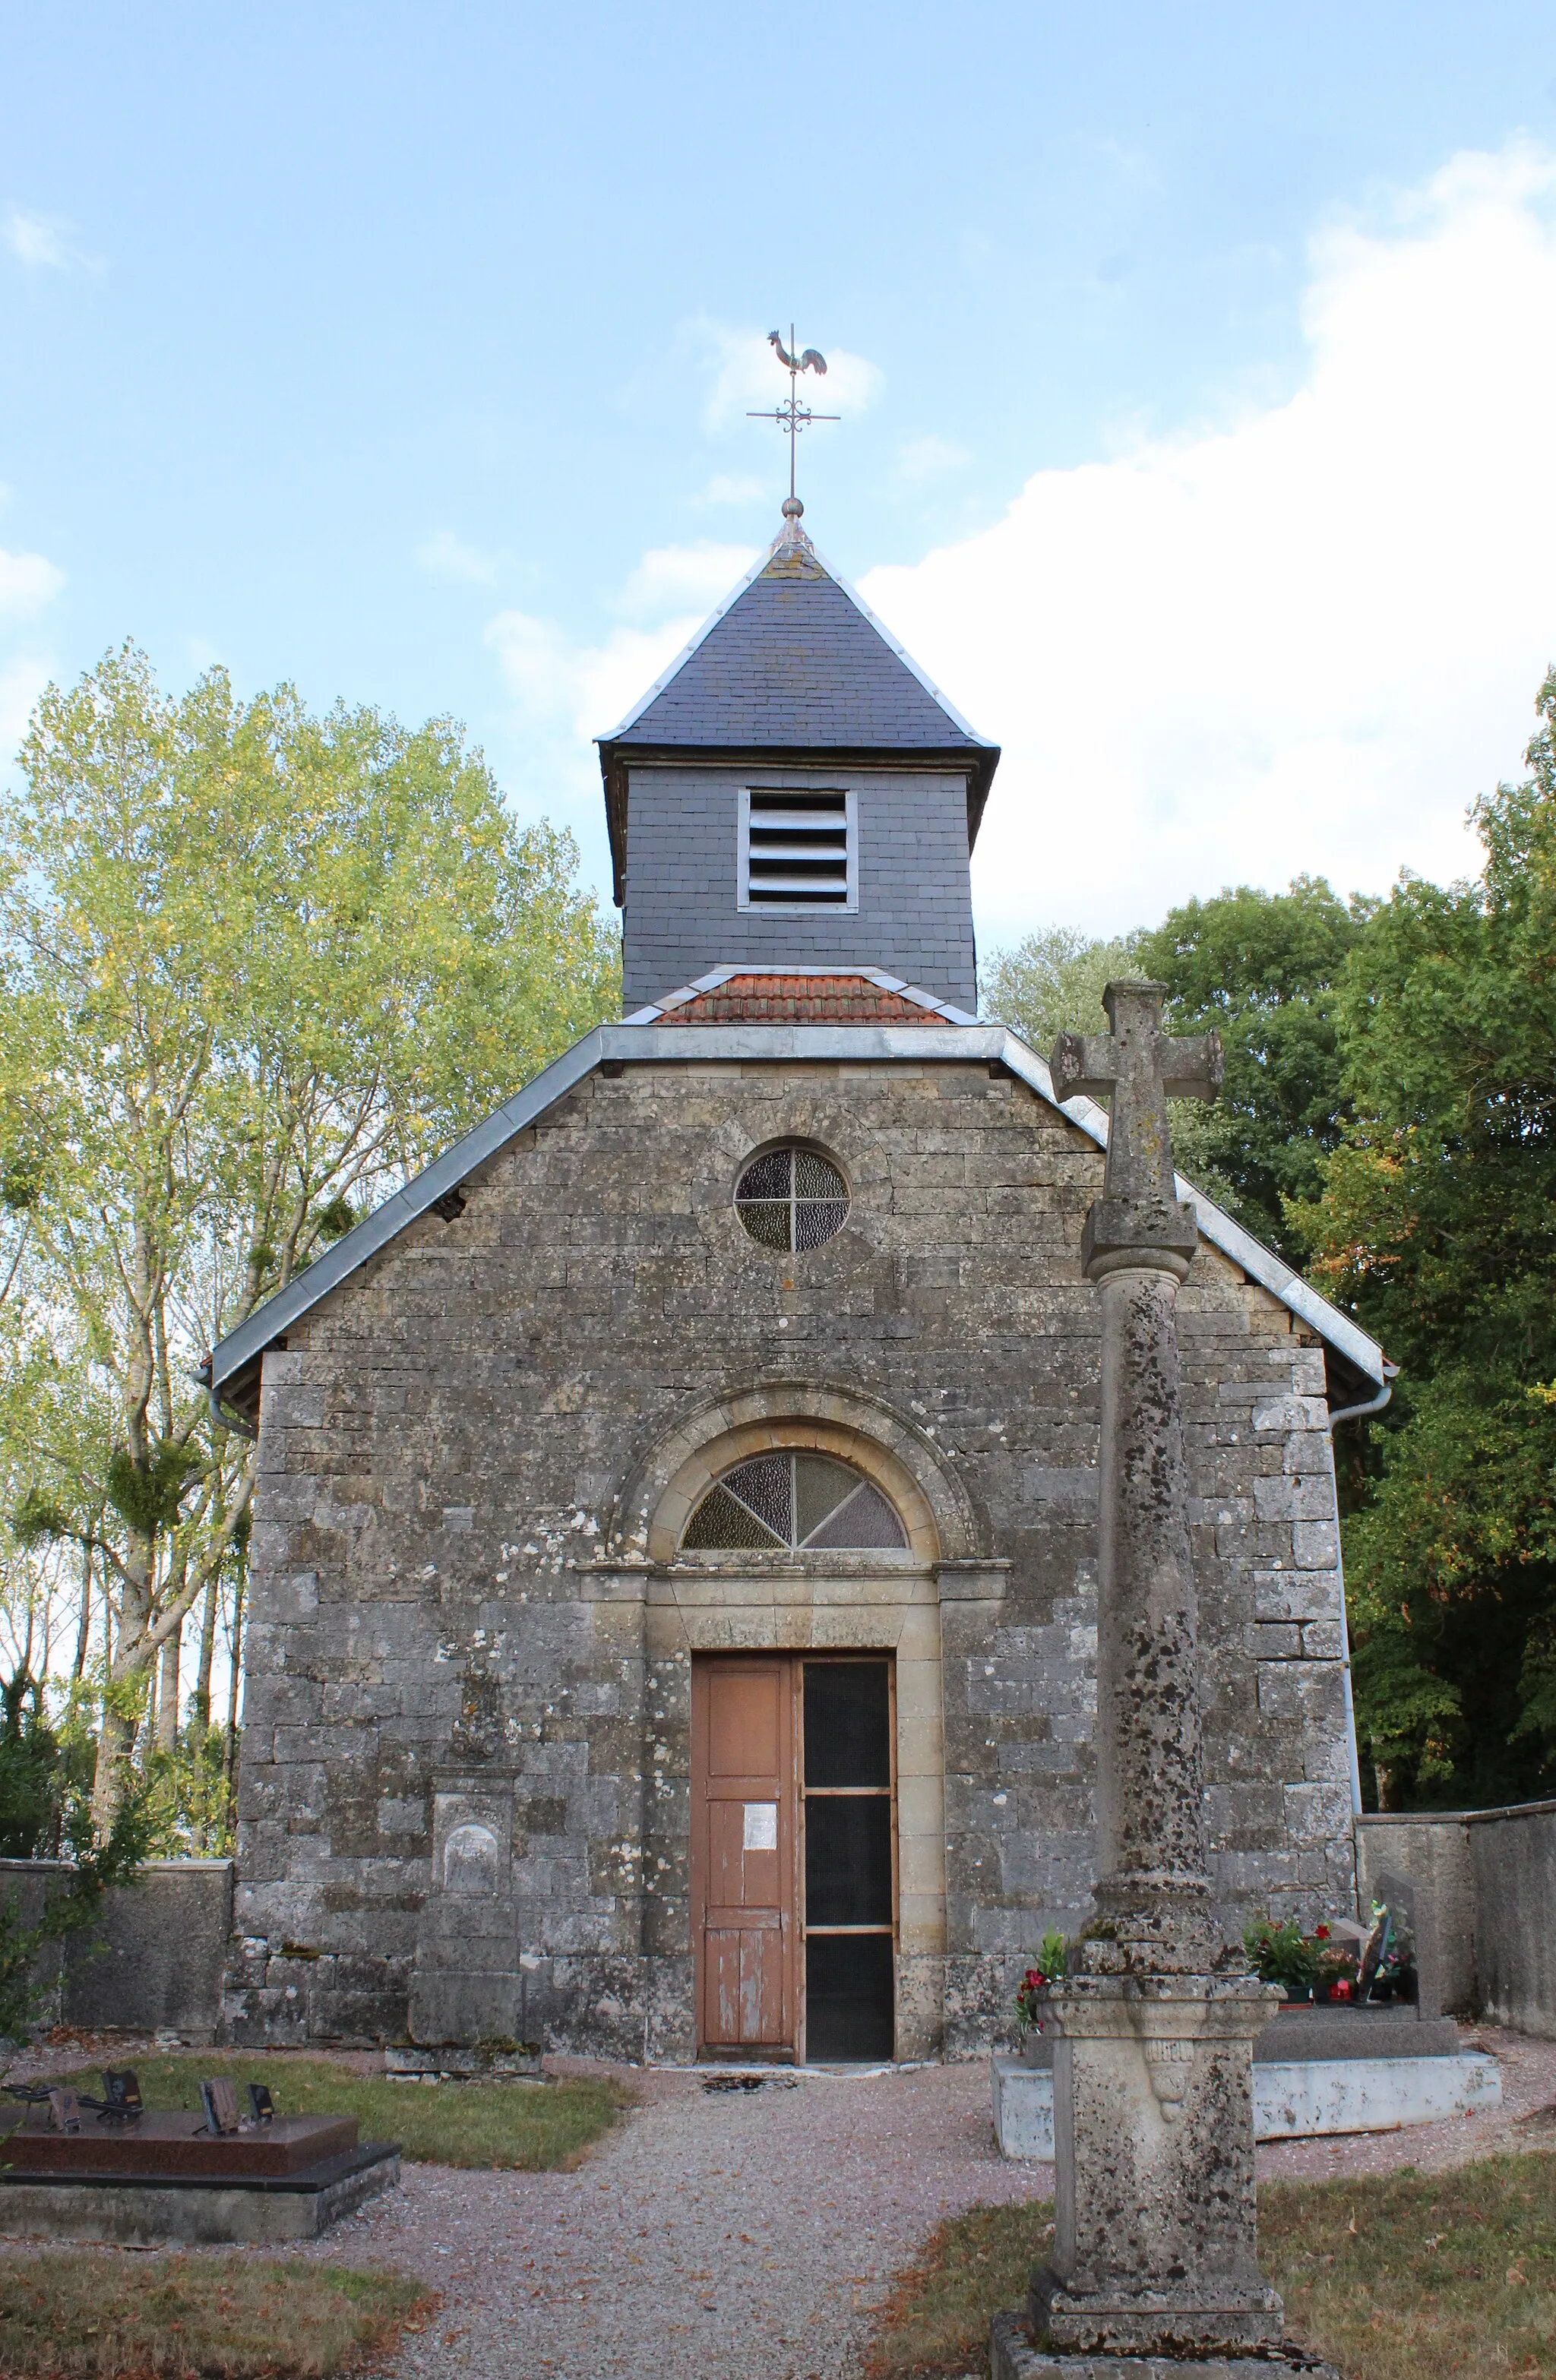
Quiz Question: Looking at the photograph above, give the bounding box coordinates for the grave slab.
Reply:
[991,2309,1339,2379]
[993,2047,1502,2158]
[0,2141,399,2245]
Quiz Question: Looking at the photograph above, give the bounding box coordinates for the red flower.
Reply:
[1315,1925,1330,1939]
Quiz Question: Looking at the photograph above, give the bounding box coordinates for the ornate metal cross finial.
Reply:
[748,324,840,504]
[1051,980,1223,1278]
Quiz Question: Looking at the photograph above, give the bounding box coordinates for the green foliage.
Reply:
[0,1712,59,1860]
[1300,668,1556,1806]
[1013,1929,1070,2026]
[980,925,1142,1050]
[1243,1913,1320,1995]
[982,890,1368,1265]
[8,1486,72,1548]
[1136,875,1369,1256]
[142,1722,238,1856]
[104,1444,200,1539]
[0,643,620,1822]
[313,1193,357,1241]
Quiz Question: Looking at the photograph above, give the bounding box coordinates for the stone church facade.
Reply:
[211,507,1386,2062]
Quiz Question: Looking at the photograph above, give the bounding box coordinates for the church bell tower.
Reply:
[597,501,1001,1013]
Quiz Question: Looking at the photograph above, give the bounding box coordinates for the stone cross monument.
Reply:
[1004,981,1305,2372]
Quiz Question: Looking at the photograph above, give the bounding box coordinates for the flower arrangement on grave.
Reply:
[1014,1930,1070,2031]
[1242,1914,1322,2000]
[1314,1938,1361,2002]
[1362,1899,1418,2002]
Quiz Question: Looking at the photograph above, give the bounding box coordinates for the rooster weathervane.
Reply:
[748,326,839,504]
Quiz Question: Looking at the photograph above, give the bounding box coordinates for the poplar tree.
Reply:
[0,646,619,1826]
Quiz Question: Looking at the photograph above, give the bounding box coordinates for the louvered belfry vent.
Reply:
[739,789,856,912]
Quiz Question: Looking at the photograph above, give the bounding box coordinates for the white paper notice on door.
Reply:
[742,1801,778,1851]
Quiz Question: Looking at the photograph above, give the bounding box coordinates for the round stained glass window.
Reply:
[682,1453,907,1552]
[735,1145,848,1251]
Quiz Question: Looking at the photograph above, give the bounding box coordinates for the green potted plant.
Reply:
[1243,1914,1321,2003]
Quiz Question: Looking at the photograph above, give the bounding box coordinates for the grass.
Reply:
[26,2053,632,2173]
[1260,2153,1556,2380]
[0,2252,435,2378]
[863,2199,1053,2377]
[865,2154,1556,2380]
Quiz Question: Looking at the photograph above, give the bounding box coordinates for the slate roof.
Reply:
[597,517,1001,902]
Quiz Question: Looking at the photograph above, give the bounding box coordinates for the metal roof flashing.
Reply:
[208,1018,1387,1406]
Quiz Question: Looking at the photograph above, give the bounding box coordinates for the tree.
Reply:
[1134,877,1370,1256]
[1299,669,1556,1806]
[0,646,620,1825]
[981,925,1142,1048]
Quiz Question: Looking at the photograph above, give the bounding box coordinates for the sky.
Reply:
[3,5,1556,947]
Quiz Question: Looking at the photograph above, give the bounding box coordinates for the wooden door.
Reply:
[691,1657,796,2056]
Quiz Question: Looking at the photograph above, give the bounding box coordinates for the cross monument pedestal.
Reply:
[994,981,1336,2378]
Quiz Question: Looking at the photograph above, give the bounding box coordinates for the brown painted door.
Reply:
[691,1657,796,2055]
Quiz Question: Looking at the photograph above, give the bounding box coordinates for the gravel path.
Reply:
[315,2033,1556,2377]
[306,2061,1045,2380]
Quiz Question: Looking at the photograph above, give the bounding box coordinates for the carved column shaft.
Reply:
[1092,1262,1211,1936]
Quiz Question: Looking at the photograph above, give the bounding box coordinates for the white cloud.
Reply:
[858,141,1556,942]
[485,607,704,753]
[0,543,65,621]
[701,324,884,431]
[4,209,96,271]
[615,540,757,621]
[416,529,498,583]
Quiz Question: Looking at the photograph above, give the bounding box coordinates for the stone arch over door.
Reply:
[618,1380,989,2062]
[610,1376,988,1567]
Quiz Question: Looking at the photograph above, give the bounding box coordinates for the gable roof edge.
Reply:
[208,1028,608,1395]
[992,1030,1387,1386]
[809,537,994,752]
[599,542,777,744]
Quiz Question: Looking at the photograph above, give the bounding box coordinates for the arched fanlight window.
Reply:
[682,1452,907,1552]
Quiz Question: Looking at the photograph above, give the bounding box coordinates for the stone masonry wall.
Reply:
[225,1055,1356,2056]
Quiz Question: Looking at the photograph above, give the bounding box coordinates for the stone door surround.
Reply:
[621,1379,1003,2060]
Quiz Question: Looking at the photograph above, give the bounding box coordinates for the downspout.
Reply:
[194,1358,259,1443]
[1327,1376,1393,1430]
[1325,1364,1396,1885]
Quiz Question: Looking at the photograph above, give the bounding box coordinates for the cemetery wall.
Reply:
[1359,1802,1556,2036]
[1,1857,232,2040]
[1469,1800,1556,2038]
[1357,1813,1477,2015]
[225,1055,1357,2058]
